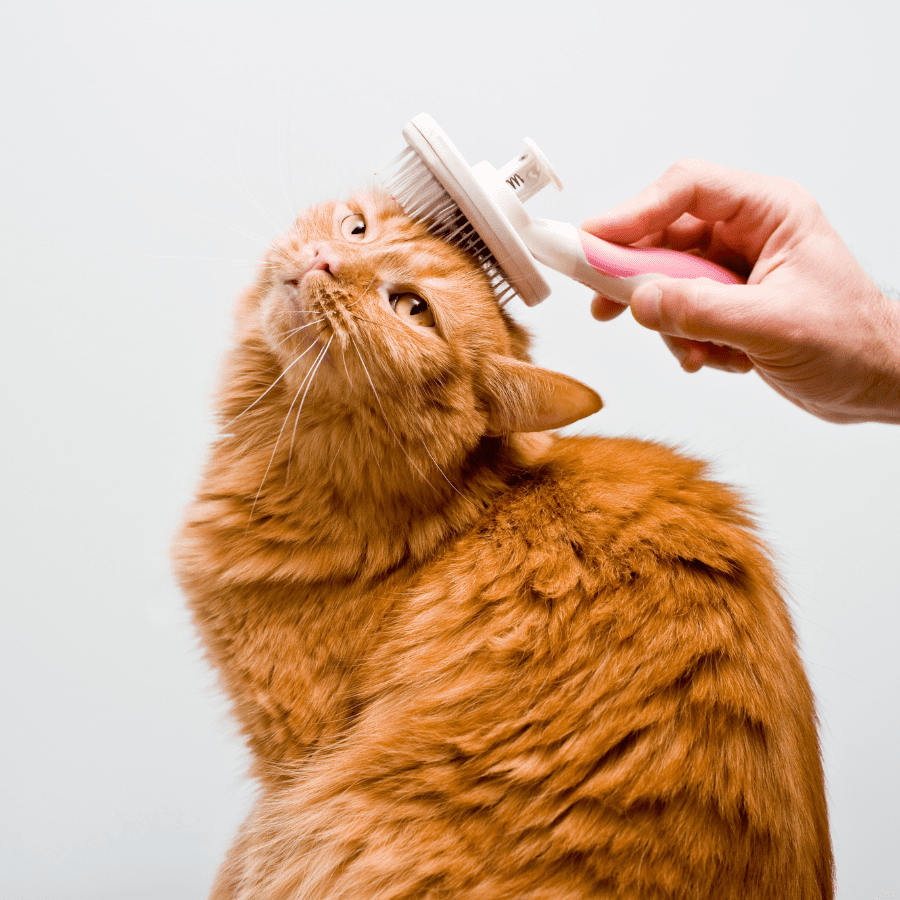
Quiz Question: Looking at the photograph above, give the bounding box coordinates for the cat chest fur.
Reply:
[177,433,831,898]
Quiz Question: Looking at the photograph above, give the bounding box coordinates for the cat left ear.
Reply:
[479,355,603,435]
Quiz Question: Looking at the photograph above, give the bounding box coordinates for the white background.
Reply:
[2,1,898,898]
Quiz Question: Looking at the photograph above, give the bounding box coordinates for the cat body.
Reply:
[174,192,832,898]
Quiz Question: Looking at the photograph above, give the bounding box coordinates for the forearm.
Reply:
[865,290,900,424]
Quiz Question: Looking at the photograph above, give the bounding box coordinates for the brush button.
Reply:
[496,138,563,203]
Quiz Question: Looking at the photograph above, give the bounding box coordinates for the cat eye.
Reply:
[390,293,435,328]
[340,213,367,241]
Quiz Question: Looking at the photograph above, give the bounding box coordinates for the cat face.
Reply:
[235,190,601,443]
[246,192,517,400]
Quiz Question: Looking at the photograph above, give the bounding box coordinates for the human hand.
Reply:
[582,160,900,424]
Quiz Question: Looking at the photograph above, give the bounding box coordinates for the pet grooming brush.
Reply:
[381,114,741,307]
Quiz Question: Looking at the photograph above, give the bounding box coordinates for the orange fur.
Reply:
[174,191,832,899]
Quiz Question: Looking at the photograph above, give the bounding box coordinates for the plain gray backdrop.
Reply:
[3,1,898,897]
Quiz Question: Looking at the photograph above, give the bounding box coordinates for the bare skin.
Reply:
[582,159,900,424]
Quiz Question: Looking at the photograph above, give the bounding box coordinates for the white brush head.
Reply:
[381,114,553,307]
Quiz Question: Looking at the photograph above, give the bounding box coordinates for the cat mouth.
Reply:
[280,270,355,362]
[284,272,328,321]
[300,288,353,361]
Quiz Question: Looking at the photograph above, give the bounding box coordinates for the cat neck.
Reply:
[206,342,549,583]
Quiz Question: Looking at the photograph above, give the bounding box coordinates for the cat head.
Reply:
[232,190,601,455]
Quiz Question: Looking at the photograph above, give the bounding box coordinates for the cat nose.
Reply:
[307,243,342,276]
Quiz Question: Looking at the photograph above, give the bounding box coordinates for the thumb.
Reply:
[630,277,768,353]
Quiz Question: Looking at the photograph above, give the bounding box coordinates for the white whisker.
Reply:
[278,104,296,224]
[341,345,355,391]
[247,338,331,527]
[205,120,283,234]
[79,243,264,265]
[287,92,298,216]
[350,338,443,495]
[418,438,464,498]
[270,317,327,351]
[287,335,333,474]
[94,166,271,246]
[226,336,321,427]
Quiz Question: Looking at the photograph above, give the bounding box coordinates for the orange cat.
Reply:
[174,191,833,899]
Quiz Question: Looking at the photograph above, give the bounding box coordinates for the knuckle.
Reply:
[660,280,703,338]
[667,158,707,179]
[774,176,822,216]
[661,158,709,194]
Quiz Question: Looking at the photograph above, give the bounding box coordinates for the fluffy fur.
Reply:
[174,191,833,899]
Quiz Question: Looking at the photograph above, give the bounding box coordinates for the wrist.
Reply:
[860,290,900,424]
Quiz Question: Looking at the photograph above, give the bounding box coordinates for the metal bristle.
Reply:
[381,147,519,305]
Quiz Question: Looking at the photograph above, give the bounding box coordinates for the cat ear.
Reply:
[479,355,603,434]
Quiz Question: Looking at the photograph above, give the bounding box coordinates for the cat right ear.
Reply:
[479,355,603,435]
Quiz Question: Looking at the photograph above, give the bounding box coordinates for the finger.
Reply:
[652,214,713,251]
[630,277,769,352]
[587,214,750,280]
[661,335,753,374]
[627,219,708,250]
[590,293,629,322]
[581,159,764,246]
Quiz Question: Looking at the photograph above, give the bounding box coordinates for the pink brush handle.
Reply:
[577,229,742,302]
[578,231,743,303]
[524,219,744,306]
